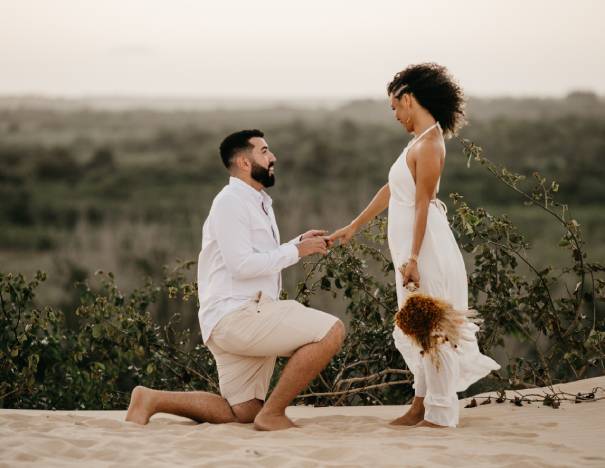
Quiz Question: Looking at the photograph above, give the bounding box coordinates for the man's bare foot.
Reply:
[389,409,424,426]
[253,411,297,431]
[125,386,155,425]
[415,419,447,428]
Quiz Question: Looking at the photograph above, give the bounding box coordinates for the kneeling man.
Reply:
[126,129,344,431]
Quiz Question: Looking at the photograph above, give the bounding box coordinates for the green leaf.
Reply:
[92,325,102,338]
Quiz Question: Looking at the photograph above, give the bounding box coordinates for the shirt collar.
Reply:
[229,176,273,207]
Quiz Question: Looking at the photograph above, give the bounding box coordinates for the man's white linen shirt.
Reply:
[197,177,301,343]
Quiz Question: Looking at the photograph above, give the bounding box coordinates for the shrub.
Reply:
[1,264,217,409]
[1,140,604,409]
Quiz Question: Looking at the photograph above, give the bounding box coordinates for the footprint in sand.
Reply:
[583,456,605,462]
[80,418,123,429]
[483,430,539,438]
[417,444,449,450]
[38,439,70,452]
[540,422,558,428]
[175,439,236,452]
[15,452,38,462]
[62,447,88,459]
[250,454,295,468]
[66,438,98,448]
[457,416,492,426]
[385,442,414,450]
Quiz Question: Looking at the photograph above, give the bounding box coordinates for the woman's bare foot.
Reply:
[390,396,425,426]
[415,419,447,428]
[389,408,424,426]
[125,386,155,425]
[253,411,297,431]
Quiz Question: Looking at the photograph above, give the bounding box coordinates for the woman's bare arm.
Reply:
[351,183,390,229]
[409,141,443,260]
[329,183,390,244]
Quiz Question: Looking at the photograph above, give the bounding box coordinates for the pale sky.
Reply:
[1,0,603,98]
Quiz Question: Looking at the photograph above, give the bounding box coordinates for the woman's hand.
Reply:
[328,223,358,246]
[401,261,420,290]
[328,184,390,247]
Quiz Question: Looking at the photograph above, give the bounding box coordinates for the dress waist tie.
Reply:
[430,198,447,215]
[392,197,447,215]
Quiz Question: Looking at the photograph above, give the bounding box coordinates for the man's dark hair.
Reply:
[387,63,466,136]
[219,129,264,168]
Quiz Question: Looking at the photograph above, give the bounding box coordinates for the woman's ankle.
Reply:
[409,397,425,414]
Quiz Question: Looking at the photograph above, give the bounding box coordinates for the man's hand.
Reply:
[296,236,328,257]
[300,229,328,241]
[300,229,334,248]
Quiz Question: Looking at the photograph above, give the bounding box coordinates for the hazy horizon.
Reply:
[1,90,603,100]
[0,91,602,114]
[1,0,604,98]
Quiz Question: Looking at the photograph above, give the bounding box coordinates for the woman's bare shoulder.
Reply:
[408,137,445,164]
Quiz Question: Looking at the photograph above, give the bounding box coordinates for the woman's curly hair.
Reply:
[387,62,466,137]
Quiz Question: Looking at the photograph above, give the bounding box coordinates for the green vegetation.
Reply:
[1,265,216,409]
[2,146,603,408]
[1,95,604,408]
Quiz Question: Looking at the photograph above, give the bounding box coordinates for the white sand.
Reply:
[1,376,604,467]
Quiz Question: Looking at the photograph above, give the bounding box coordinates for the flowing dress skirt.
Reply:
[388,199,500,426]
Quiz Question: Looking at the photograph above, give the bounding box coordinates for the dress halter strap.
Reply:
[407,121,442,150]
[405,121,447,216]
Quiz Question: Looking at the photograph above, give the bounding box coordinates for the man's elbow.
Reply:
[226,260,267,280]
[227,267,256,280]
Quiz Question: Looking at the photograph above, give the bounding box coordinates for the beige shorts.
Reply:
[206,293,339,406]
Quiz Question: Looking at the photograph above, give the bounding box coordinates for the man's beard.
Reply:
[251,161,275,188]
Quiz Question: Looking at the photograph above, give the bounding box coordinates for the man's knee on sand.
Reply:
[231,398,263,423]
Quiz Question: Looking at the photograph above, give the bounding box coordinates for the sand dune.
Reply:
[1,376,604,467]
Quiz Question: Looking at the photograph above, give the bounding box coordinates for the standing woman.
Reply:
[329,63,499,428]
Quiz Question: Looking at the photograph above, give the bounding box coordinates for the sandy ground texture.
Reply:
[1,376,604,468]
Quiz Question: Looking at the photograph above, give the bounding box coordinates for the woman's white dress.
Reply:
[387,123,500,427]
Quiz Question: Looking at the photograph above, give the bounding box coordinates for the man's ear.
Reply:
[233,154,249,171]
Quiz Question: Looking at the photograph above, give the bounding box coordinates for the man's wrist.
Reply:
[294,242,303,259]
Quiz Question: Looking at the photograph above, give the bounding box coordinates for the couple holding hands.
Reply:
[126,63,499,431]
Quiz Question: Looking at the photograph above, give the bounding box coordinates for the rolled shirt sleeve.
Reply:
[212,194,299,280]
[288,234,303,245]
